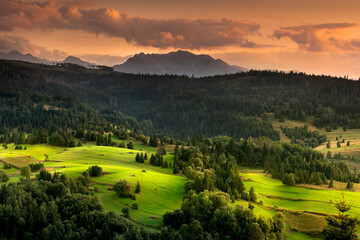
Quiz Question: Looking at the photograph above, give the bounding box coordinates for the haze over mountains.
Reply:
[0,50,247,77]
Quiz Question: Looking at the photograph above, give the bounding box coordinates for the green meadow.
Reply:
[0,141,186,227]
[2,135,360,238]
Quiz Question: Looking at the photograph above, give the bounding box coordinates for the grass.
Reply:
[241,170,360,238]
[0,140,186,227]
[2,134,360,238]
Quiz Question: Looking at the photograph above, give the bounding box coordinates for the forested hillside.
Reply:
[1,60,360,141]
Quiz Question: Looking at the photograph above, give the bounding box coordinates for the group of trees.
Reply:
[0,170,163,239]
[149,153,169,168]
[135,152,148,163]
[281,125,326,148]
[163,190,285,240]
[172,134,359,188]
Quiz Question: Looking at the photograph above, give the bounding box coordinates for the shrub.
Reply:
[122,206,130,217]
[88,165,103,177]
[3,163,11,169]
[132,203,138,210]
[114,179,133,198]
[127,141,134,149]
[29,162,44,172]
[0,170,9,182]
[20,166,31,179]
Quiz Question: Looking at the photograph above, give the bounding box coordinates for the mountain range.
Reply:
[0,50,247,77]
[0,50,51,64]
[113,50,246,77]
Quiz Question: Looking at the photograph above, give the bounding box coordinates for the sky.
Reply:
[2,0,360,78]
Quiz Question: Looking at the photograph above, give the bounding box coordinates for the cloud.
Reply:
[273,23,360,52]
[0,35,67,60]
[0,0,261,49]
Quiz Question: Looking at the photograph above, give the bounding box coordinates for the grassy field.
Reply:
[238,168,360,238]
[0,141,186,227]
[271,116,360,172]
[2,134,360,238]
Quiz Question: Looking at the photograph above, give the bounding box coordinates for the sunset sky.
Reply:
[2,0,360,78]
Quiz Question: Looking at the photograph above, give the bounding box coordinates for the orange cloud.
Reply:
[273,23,360,52]
[0,0,261,49]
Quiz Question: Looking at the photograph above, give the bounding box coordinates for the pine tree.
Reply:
[162,159,168,168]
[173,164,180,174]
[135,181,141,193]
[329,179,334,188]
[346,181,354,190]
[249,187,257,202]
[323,193,358,240]
[107,133,112,146]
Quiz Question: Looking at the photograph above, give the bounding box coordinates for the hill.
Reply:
[62,56,96,68]
[1,60,360,141]
[113,50,246,77]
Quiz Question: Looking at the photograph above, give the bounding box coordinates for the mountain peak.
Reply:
[113,50,246,77]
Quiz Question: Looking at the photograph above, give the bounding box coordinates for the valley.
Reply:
[0,60,360,239]
[1,124,360,239]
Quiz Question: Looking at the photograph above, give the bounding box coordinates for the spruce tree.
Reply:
[249,187,257,202]
[135,181,141,193]
[323,193,358,240]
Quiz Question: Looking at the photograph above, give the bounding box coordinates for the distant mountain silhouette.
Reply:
[113,50,247,77]
[0,51,98,68]
[0,50,50,64]
[62,56,95,68]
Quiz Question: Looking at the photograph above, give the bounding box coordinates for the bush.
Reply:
[114,180,133,198]
[248,202,255,210]
[3,163,11,169]
[0,170,9,182]
[132,203,138,210]
[346,181,354,190]
[118,142,126,148]
[122,206,130,217]
[20,166,31,179]
[88,165,103,177]
[127,141,134,149]
[29,162,44,172]
[36,169,52,181]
